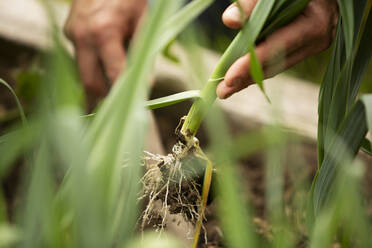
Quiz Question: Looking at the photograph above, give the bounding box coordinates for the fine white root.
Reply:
[138,144,203,235]
[138,134,213,247]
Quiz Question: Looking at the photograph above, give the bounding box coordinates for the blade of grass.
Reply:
[156,0,214,52]
[350,2,372,100]
[250,49,268,100]
[145,90,201,110]
[362,94,372,129]
[18,141,56,248]
[84,1,185,245]
[0,79,27,125]
[205,107,257,248]
[265,127,294,248]
[361,138,372,156]
[0,125,37,177]
[338,0,354,58]
[260,0,311,39]
[313,101,367,214]
[318,0,371,166]
[317,22,345,165]
[311,160,372,247]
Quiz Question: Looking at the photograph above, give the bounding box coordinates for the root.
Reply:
[138,147,202,233]
[138,137,213,247]
[138,117,213,247]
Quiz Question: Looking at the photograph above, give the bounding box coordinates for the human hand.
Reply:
[64,0,146,98]
[216,0,338,99]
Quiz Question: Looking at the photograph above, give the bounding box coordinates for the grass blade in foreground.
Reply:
[205,107,257,248]
[145,90,200,109]
[313,101,367,214]
[313,0,371,218]
[156,0,214,52]
[84,1,188,245]
[0,79,27,125]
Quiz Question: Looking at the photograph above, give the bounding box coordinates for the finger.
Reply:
[128,2,147,37]
[217,78,249,99]
[97,34,126,84]
[223,14,318,89]
[265,40,327,78]
[75,43,107,97]
[222,0,258,29]
[216,36,328,99]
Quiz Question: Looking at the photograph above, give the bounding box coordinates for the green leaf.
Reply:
[338,0,355,58]
[145,90,200,109]
[317,1,371,166]
[204,107,258,248]
[85,1,183,245]
[313,101,367,214]
[155,0,214,52]
[361,94,372,156]
[350,5,372,100]
[0,79,27,126]
[317,23,345,165]
[249,48,270,102]
[361,138,372,156]
[362,94,372,130]
[260,0,311,39]
[0,126,36,177]
[162,39,180,63]
[16,70,41,104]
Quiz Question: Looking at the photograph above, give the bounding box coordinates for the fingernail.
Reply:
[216,82,227,99]
[224,6,242,24]
[216,81,233,99]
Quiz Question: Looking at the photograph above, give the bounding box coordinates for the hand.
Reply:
[216,0,338,99]
[64,0,146,98]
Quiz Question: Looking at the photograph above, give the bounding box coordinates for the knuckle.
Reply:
[70,24,90,41]
[314,16,329,37]
[318,18,337,50]
[89,17,115,42]
[65,17,117,43]
[310,16,335,51]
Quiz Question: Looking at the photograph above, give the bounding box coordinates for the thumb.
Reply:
[222,0,258,29]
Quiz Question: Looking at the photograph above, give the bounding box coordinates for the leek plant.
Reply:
[0,0,372,247]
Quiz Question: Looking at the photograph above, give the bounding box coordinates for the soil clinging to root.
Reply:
[138,141,207,241]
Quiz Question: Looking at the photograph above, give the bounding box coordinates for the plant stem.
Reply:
[180,31,254,139]
[192,146,213,248]
[179,0,310,140]
[179,0,275,139]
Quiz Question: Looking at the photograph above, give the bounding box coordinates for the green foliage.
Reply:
[313,0,372,216]
[15,70,41,105]
[0,0,212,247]
[180,0,310,137]
[145,90,201,110]
[0,79,27,126]
[1,0,372,248]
